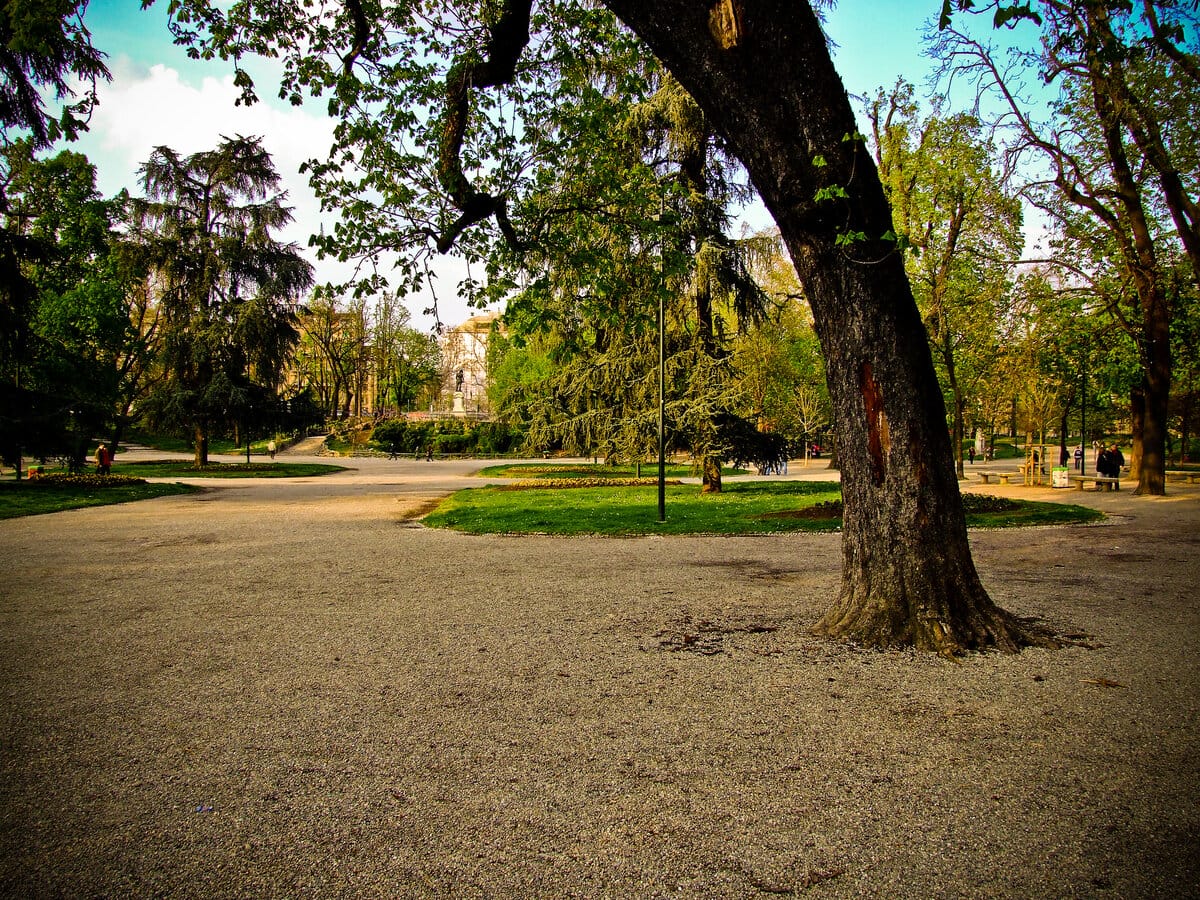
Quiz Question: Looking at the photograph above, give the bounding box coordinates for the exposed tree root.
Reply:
[812,592,1061,657]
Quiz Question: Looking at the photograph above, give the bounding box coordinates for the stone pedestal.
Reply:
[453,391,465,414]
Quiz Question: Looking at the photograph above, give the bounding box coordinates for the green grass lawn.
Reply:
[112,460,347,479]
[0,478,201,520]
[0,460,345,519]
[475,462,748,480]
[422,480,1104,536]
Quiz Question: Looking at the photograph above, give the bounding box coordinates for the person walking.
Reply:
[267,439,277,460]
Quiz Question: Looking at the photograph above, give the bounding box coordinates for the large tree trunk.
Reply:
[1132,314,1171,496]
[193,424,208,468]
[1182,391,1194,464]
[606,0,1035,653]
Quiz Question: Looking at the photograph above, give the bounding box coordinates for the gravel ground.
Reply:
[1,451,1197,898]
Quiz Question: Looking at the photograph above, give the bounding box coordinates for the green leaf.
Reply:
[994,3,1041,28]
[814,185,849,203]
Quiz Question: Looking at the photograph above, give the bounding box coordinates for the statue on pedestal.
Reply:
[453,368,465,414]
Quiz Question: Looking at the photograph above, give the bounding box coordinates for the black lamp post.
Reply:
[658,269,666,523]
[657,197,667,523]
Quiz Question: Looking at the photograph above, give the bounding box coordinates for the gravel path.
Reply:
[1,451,1197,898]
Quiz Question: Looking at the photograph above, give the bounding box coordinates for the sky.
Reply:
[71,0,946,332]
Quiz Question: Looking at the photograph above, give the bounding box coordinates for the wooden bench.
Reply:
[1071,475,1121,491]
[977,472,1013,485]
[1165,470,1200,484]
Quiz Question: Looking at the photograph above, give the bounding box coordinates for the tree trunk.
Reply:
[1136,368,1171,495]
[1182,392,1194,463]
[701,455,722,493]
[606,0,1036,653]
[1084,31,1170,496]
[1129,386,1144,481]
[951,378,964,480]
[1058,406,1070,470]
[193,424,208,468]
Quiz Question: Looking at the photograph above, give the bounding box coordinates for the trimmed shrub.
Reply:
[432,432,472,454]
[472,421,523,455]
[372,420,434,454]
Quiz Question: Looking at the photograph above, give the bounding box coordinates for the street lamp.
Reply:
[657,197,667,523]
[658,262,666,522]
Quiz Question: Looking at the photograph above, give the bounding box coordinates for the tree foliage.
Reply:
[933,0,1200,493]
[0,0,109,150]
[0,141,136,469]
[868,82,1023,475]
[130,136,313,465]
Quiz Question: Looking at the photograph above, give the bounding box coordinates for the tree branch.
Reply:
[434,0,533,254]
[341,0,371,74]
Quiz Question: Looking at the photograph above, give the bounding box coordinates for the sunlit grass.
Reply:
[0,478,200,519]
[112,460,347,478]
[475,462,747,480]
[422,481,1102,536]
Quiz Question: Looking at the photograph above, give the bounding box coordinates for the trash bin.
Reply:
[1051,466,1070,488]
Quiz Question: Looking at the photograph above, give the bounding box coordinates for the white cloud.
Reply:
[85,59,332,252]
[74,56,481,332]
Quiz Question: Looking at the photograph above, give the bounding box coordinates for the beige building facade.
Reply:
[439,312,501,417]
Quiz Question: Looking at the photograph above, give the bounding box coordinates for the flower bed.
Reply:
[497,477,684,490]
[31,473,148,487]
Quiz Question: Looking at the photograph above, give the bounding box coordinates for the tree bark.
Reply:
[701,455,722,493]
[193,424,208,468]
[604,0,1036,653]
[1181,391,1194,464]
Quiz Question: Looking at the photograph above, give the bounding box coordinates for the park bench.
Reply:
[1165,470,1200,484]
[977,472,1013,485]
[1071,474,1121,491]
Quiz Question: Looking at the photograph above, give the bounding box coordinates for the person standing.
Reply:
[95,444,108,475]
[267,439,277,460]
[1074,445,1083,472]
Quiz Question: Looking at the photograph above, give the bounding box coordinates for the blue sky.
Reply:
[72,1,947,328]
